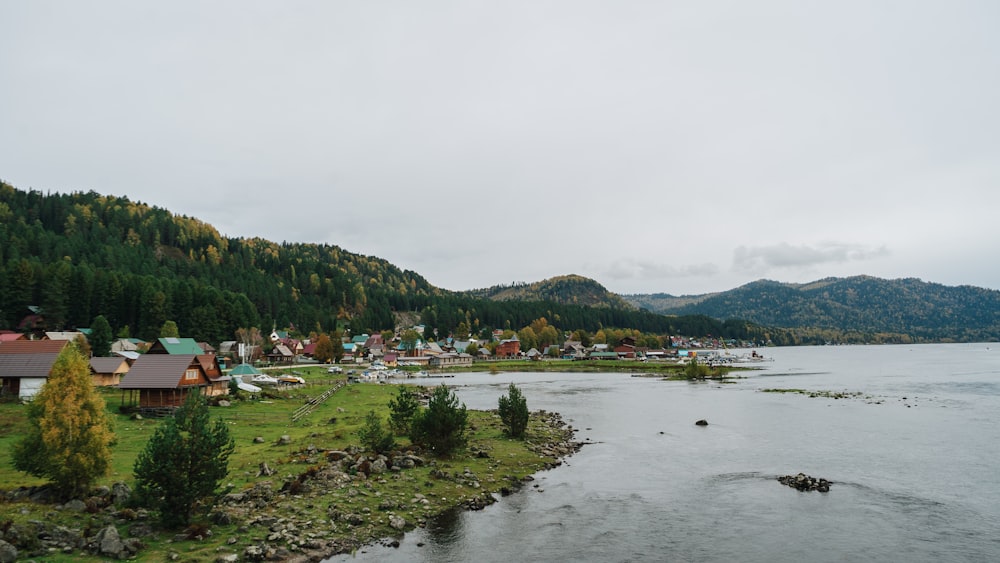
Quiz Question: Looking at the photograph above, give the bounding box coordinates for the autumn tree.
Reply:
[497,383,529,439]
[235,326,264,364]
[314,333,335,363]
[133,392,235,528]
[331,329,345,364]
[11,344,115,500]
[89,314,114,357]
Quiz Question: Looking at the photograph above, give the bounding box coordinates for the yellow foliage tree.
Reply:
[12,344,115,500]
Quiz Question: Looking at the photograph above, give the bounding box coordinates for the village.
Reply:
[0,325,764,408]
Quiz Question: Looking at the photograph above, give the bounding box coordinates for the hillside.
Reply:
[622,277,1000,342]
[0,181,756,344]
[465,275,634,309]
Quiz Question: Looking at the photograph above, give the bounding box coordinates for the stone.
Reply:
[62,499,87,512]
[277,435,292,445]
[0,540,17,563]
[253,436,265,443]
[111,482,132,506]
[216,554,239,563]
[389,515,407,530]
[695,419,708,426]
[94,525,126,558]
[217,400,231,407]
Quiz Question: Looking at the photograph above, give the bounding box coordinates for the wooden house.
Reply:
[118,354,212,412]
[89,357,129,387]
[428,352,474,368]
[0,340,69,399]
[196,353,231,397]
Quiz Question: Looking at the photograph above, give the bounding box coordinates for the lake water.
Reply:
[327,343,1000,562]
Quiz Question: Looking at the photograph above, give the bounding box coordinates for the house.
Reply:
[614,343,637,359]
[0,340,70,399]
[118,354,213,411]
[525,348,542,360]
[266,344,295,365]
[428,352,474,368]
[111,338,147,354]
[196,354,230,397]
[495,336,521,358]
[147,337,204,355]
[89,357,129,387]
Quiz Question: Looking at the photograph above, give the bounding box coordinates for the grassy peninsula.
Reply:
[0,367,581,561]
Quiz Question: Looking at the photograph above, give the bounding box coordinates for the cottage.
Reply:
[89,357,129,387]
[0,340,70,399]
[119,354,212,412]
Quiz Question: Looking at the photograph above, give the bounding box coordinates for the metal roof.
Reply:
[90,357,129,375]
[0,340,69,354]
[119,354,207,389]
[0,353,61,378]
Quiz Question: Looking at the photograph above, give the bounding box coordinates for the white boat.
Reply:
[237,381,262,393]
[251,374,280,386]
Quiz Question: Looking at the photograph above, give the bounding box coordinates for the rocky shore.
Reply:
[0,410,583,562]
[777,473,832,493]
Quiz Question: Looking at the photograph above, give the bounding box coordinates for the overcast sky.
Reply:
[3,1,998,295]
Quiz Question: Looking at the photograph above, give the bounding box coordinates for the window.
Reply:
[185,369,198,381]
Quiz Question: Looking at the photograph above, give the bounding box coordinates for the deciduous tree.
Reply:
[11,344,115,500]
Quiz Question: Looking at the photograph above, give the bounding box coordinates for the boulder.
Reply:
[94,525,126,558]
[778,473,833,492]
[0,540,17,563]
[695,419,708,426]
[111,482,132,506]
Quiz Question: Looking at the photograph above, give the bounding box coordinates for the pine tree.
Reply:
[89,314,114,357]
[133,392,235,528]
[388,385,420,435]
[410,384,468,456]
[498,383,529,439]
[11,344,115,500]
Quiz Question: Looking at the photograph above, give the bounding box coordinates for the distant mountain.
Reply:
[622,277,1000,342]
[466,275,634,309]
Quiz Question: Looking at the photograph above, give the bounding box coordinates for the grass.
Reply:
[0,365,578,561]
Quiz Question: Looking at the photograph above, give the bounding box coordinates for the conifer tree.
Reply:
[498,383,529,439]
[11,344,115,500]
[410,384,468,456]
[89,314,114,357]
[133,392,235,528]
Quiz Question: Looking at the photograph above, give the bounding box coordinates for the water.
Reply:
[327,343,1000,562]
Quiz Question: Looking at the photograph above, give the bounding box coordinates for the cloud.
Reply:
[732,242,890,274]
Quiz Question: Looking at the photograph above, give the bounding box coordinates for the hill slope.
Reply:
[622,277,1000,342]
[466,275,634,309]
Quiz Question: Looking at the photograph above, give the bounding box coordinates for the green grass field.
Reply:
[0,366,576,561]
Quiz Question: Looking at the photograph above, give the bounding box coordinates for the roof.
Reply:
[90,357,129,374]
[229,363,263,376]
[0,353,61,378]
[0,333,25,342]
[119,354,206,389]
[150,337,204,355]
[44,331,85,341]
[0,340,69,354]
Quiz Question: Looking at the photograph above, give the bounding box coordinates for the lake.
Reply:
[327,343,1000,562]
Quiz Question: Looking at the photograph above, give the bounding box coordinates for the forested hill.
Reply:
[623,277,1000,342]
[0,182,763,345]
[465,275,634,309]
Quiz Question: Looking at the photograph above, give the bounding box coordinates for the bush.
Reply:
[498,383,529,439]
[358,410,396,454]
[410,384,468,457]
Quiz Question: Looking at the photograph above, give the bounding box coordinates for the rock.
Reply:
[94,525,126,558]
[370,458,388,474]
[778,473,833,492]
[217,400,231,407]
[253,436,265,443]
[62,499,87,512]
[695,419,708,426]
[0,540,17,563]
[277,435,292,445]
[111,482,132,506]
[389,515,407,530]
[216,554,239,563]
[257,462,276,476]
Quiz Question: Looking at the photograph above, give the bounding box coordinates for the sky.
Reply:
[2,1,999,296]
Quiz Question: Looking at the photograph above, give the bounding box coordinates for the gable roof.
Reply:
[0,353,61,378]
[0,340,70,354]
[119,354,207,389]
[149,337,204,355]
[0,333,26,342]
[90,357,129,375]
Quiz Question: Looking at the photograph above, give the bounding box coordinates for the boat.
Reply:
[277,374,306,385]
[251,374,280,386]
[237,381,262,393]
